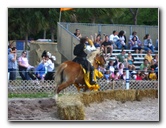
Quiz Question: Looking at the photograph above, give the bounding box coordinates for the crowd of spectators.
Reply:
[8,46,56,81]
[74,29,158,82]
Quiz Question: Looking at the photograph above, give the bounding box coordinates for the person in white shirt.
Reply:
[44,52,56,80]
[109,30,119,49]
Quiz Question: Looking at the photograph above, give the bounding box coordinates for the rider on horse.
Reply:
[73,37,96,85]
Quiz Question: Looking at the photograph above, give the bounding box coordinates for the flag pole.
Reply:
[59,9,62,22]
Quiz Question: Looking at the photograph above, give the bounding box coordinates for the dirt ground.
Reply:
[8,98,159,121]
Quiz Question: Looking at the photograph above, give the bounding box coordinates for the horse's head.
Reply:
[94,53,106,67]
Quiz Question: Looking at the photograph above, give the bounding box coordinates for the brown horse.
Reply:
[54,50,106,100]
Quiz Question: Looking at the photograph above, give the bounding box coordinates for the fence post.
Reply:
[126,69,130,89]
[98,24,101,34]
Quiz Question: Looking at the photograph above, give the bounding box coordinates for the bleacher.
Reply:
[107,49,158,70]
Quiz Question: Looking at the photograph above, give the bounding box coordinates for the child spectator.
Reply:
[127,52,135,70]
[35,56,47,80]
[148,68,157,80]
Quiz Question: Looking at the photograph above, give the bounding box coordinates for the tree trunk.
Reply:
[51,29,54,42]
[43,29,46,39]
[25,33,28,50]
[129,8,139,25]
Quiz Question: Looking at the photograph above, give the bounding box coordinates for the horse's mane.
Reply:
[87,48,101,65]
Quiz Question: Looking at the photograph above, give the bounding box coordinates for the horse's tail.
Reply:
[55,63,67,86]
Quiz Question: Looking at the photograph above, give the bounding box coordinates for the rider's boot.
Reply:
[90,70,96,85]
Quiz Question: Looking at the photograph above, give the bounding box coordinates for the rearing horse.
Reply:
[54,49,106,99]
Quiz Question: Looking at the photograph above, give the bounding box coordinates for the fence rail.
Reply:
[8,80,158,96]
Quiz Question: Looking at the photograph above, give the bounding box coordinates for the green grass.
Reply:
[8,92,64,98]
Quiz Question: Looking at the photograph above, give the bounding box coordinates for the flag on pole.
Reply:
[60,8,73,11]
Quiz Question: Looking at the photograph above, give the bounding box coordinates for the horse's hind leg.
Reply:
[74,84,85,92]
[57,80,73,94]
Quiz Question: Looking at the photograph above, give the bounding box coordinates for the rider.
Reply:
[73,37,96,85]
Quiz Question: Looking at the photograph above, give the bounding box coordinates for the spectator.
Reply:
[144,50,153,64]
[143,34,154,53]
[74,29,82,39]
[18,51,34,80]
[101,35,113,57]
[109,30,119,49]
[140,59,149,71]
[44,53,56,80]
[154,54,158,63]
[8,47,17,80]
[120,70,126,80]
[148,68,157,80]
[136,71,142,80]
[35,56,47,80]
[110,71,120,81]
[91,33,103,48]
[127,52,135,70]
[106,60,115,75]
[128,31,142,50]
[131,36,143,57]
[117,30,127,49]
[155,39,158,50]
[117,63,124,77]
[117,49,127,63]
[8,43,14,55]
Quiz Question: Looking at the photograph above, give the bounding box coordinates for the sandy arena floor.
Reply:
[8,98,159,121]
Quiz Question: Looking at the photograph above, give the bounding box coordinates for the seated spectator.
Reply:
[104,70,111,82]
[120,70,126,80]
[106,60,115,74]
[117,62,124,77]
[127,52,135,70]
[154,54,158,63]
[140,72,147,80]
[117,30,127,49]
[144,50,153,64]
[128,31,142,50]
[91,33,103,49]
[110,71,120,81]
[109,30,119,49]
[140,59,149,71]
[143,34,154,53]
[35,56,47,80]
[8,47,17,80]
[131,36,143,56]
[101,35,113,57]
[74,28,82,39]
[18,51,34,80]
[43,52,56,80]
[148,59,157,70]
[155,39,158,50]
[148,68,157,80]
[117,49,127,63]
[136,71,142,80]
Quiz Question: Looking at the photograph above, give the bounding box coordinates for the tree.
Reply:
[129,8,139,25]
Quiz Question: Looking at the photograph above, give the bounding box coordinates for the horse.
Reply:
[54,49,106,100]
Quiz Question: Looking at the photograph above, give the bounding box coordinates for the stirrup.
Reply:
[90,80,96,85]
